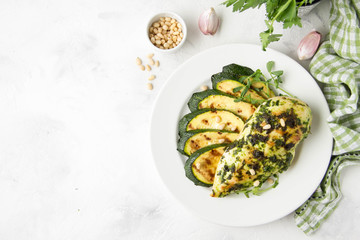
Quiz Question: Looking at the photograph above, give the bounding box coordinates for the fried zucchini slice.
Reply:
[177,130,240,156]
[188,89,256,121]
[222,63,275,99]
[178,109,244,136]
[185,144,227,187]
[213,79,265,104]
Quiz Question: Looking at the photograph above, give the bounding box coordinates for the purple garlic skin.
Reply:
[198,7,220,35]
[297,31,322,60]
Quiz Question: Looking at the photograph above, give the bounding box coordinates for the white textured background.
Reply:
[0,0,359,239]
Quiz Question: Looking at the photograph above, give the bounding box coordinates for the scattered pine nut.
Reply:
[267,178,274,184]
[200,85,208,91]
[263,124,271,130]
[148,75,156,81]
[219,123,226,130]
[155,60,160,67]
[147,53,154,58]
[215,116,221,123]
[230,126,237,131]
[218,139,225,143]
[253,180,260,187]
[149,58,155,66]
[136,57,142,65]
[249,169,256,176]
[139,65,145,71]
[146,64,151,71]
[280,118,285,127]
[147,83,153,90]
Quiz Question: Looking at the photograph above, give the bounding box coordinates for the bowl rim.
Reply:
[146,11,187,53]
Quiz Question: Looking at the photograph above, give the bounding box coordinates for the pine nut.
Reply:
[148,75,155,81]
[263,124,271,130]
[280,118,285,127]
[215,116,221,123]
[200,85,208,91]
[147,53,154,58]
[147,83,153,90]
[253,180,260,187]
[218,139,225,143]
[135,57,142,65]
[155,60,160,67]
[149,58,155,66]
[219,123,225,130]
[267,178,274,184]
[249,169,256,176]
[230,126,237,131]
[149,17,183,50]
[139,65,145,71]
[146,64,151,71]
[195,162,201,169]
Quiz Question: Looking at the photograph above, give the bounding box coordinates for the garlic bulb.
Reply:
[198,7,220,35]
[297,31,322,60]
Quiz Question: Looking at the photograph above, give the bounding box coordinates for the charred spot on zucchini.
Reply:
[177,130,240,156]
[187,89,256,121]
[184,144,227,187]
[178,109,244,136]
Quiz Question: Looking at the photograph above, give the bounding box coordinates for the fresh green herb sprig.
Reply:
[233,61,295,103]
[222,0,314,50]
[243,174,279,198]
[266,61,295,97]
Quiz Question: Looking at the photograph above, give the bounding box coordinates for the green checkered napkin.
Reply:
[294,0,360,234]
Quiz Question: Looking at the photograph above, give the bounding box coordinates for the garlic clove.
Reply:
[198,7,220,35]
[297,31,322,60]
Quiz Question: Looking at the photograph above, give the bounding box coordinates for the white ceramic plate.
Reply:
[150,44,333,227]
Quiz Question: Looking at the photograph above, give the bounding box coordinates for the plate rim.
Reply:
[150,43,333,227]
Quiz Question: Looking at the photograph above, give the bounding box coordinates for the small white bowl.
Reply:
[146,12,187,53]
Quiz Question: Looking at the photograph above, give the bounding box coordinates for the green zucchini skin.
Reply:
[211,64,254,89]
[212,64,275,100]
[184,144,228,187]
[211,72,238,90]
[178,109,243,137]
[222,63,254,77]
[178,109,211,137]
[177,129,236,156]
[187,89,235,112]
